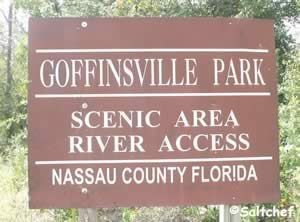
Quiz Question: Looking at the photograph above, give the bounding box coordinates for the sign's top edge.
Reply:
[28,16,275,23]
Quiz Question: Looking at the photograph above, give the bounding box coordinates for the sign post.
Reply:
[219,205,241,222]
[79,208,97,222]
[28,17,279,211]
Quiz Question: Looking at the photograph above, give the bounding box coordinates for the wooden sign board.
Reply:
[28,17,279,208]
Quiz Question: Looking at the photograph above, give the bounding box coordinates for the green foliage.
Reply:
[120,206,218,222]
[0,36,27,157]
[16,0,114,17]
[280,54,300,146]
[123,208,138,222]
[15,0,63,17]
[0,138,55,221]
[62,0,115,16]
[182,206,200,218]
[53,208,78,222]
[278,53,300,215]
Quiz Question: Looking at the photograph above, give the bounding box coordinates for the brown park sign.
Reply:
[28,17,279,208]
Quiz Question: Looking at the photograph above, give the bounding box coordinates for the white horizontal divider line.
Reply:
[35,48,269,54]
[35,92,271,98]
[35,156,273,165]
